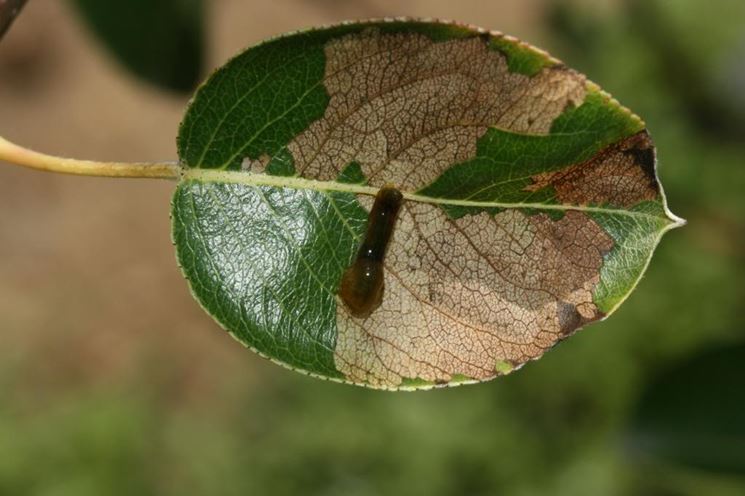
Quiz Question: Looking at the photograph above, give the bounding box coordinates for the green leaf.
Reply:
[172,19,683,390]
[72,0,204,92]
[0,0,27,41]
[627,344,745,475]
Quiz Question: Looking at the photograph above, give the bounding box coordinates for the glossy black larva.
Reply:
[339,185,403,318]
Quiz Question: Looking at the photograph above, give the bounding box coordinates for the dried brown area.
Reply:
[334,207,613,386]
[281,28,619,386]
[525,130,659,207]
[289,28,586,189]
[241,153,271,173]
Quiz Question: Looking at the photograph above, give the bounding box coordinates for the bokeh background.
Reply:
[1,1,743,495]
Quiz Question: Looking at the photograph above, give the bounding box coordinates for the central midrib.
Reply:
[182,168,673,223]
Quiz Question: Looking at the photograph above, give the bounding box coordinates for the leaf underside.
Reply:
[172,19,681,390]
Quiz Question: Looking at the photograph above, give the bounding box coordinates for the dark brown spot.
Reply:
[525,130,660,208]
[622,130,658,188]
[557,301,582,336]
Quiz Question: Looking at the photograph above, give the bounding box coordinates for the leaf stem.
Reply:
[0,135,181,179]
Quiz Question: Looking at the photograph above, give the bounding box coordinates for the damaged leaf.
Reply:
[172,19,683,390]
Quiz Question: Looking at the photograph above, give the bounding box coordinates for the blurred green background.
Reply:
[0,1,743,495]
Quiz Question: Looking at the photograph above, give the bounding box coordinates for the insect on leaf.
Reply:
[172,19,683,390]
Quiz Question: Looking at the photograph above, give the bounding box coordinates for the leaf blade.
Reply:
[173,19,681,389]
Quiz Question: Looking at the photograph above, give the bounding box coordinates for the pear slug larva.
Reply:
[339,185,403,318]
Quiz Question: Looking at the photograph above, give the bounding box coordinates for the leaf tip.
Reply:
[670,214,687,229]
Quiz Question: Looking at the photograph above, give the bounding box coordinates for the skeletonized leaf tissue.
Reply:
[166,19,683,390]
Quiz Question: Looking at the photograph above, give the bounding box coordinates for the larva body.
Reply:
[339,186,403,318]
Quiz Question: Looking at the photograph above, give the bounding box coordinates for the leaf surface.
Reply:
[172,20,682,389]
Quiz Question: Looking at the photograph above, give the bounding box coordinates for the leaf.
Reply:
[71,0,204,92]
[626,344,745,475]
[0,0,27,41]
[172,20,682,390]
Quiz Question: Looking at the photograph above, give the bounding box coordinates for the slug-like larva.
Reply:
[339,185,404,318]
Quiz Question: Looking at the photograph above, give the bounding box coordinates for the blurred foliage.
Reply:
[71,0,204,92]
[0,0,27,40]
[1,1,744,495]
[627,0,745,142]
[627,344,745,475]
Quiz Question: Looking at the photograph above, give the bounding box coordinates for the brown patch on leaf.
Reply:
[556,301,600,337]
[288,28,586,189]
[525,130,659,207]
[280,28,616,388]
[334,207,613,387]
[241,153,271,173]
